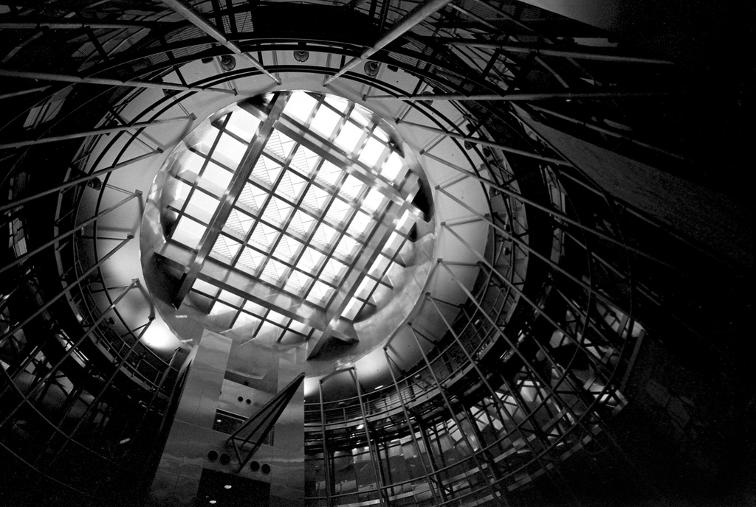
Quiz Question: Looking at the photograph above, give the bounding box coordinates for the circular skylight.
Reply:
[144,91,430,355]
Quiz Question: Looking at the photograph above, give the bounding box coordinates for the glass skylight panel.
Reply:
[361,188,385,214]
[260,258,288,287]
[334,234,360,262]
[287,209,316,239]
[325,95,348,113]
[321,258,347,284]
[395,209,412,232]
[371,283,391,306]
[185,191,219,224]
[233,312,261,332]
[298,246,325,273]
[261,197,293,228]
[201,162,232,194]
[373,127,390,142]
[177,150,205,178]
[284,91,317,124]
[275,170,308,203]
[213,133,247,170]
[306,280,334,306]
[267,310,288,325]
[311,223,337,249]
[302,185,330,215]
[284,270,314,297]
[383,231,403,256]
[273,235,304,265]
[347,210,373,239]
[355,277,375,299]
[209,300,236,317]
[341,297,362,320]
[334,121,364,153]
[350,106,371,126]
[368,254,391,278]
[172,215,206,248]
[264,130,296,161]
[381,151,403,182]
[210,234,242,264]
[289,145,321,177]
[188,125,220,155]
[225,109,261,142]
[315,160,343,188]
[251,155,283,189]
[340,174,365,200]
[170,180,192,207]
[238,181,268,213]
[325,198,353,227]
[225,208,254,237]
[310,105,341,138]
[237,245,265,273]
[192,278,220,298]
[358,136,385,167]
[249,222,278,252]
[218,290,244,308]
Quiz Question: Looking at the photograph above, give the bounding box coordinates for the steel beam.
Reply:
[350,368,388,506]
[0,69,236,95]
[324,0,453,85]
[0,116,192,150]
[160,0,281,84]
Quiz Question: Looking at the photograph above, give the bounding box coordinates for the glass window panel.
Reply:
[325,198,352,227]
[233,312,261,332]
[334,235,360,261]
[169,179,191,207]
[361,188,385,214]
[176,150,205,177]
[340,175,365,200]
[315,160,343,188]
[311,223,338,249]
[172,215,205,248]
[225,208,255,237]
[187,125,220,155]
[350,106,371,126]
[334,121,363,153]
[264,130,296,160]
[373,127,389,142]
[238,182,268,213]
[273,235,304,264]
[276,170,308,202]
[284,91,318,123]
[237,245,265,273]
[395,209,412,233]
[249,222,279,252]
[284,270,313,297]
[192,278,219,297]
[287,209,316,239]
[267,310,289,325]
[261,197,293,228]
[325,95,348,112]
[302,185,330,215]
[260,258,288,287]
[310,105,341,138]
[347,211,372,239]
[371,283,391,306]
[213,133,247,169]
[289,145,321,177]
[210,300,236,318]
[298,246,325,273]
[225,108,261,142]
[210,235,241,263]
[355,277,375,299]
[201,162,232,194]
[358,137,385,167]
[251,155,283,189]
[218,290,244,307]
[185,191,219,223]
[341,297,362,320]
[243,300,267,316]
[368,254,391,278]
[321,258,347,284]
[381,152,403,181]
[306,280,333,306]
[382,231,403,256]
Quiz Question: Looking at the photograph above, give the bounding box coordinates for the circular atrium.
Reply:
[0,1,751,506]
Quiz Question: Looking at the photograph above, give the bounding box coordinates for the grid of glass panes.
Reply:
[166,92,415,339]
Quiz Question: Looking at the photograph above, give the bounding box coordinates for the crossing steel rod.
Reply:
[0,116,191,150]
[324,0,453,85]
[368,90,668,101]
[0,69,236,95]
[160,0,281,84]
[0,151,160,213]
[397,119,572,166]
